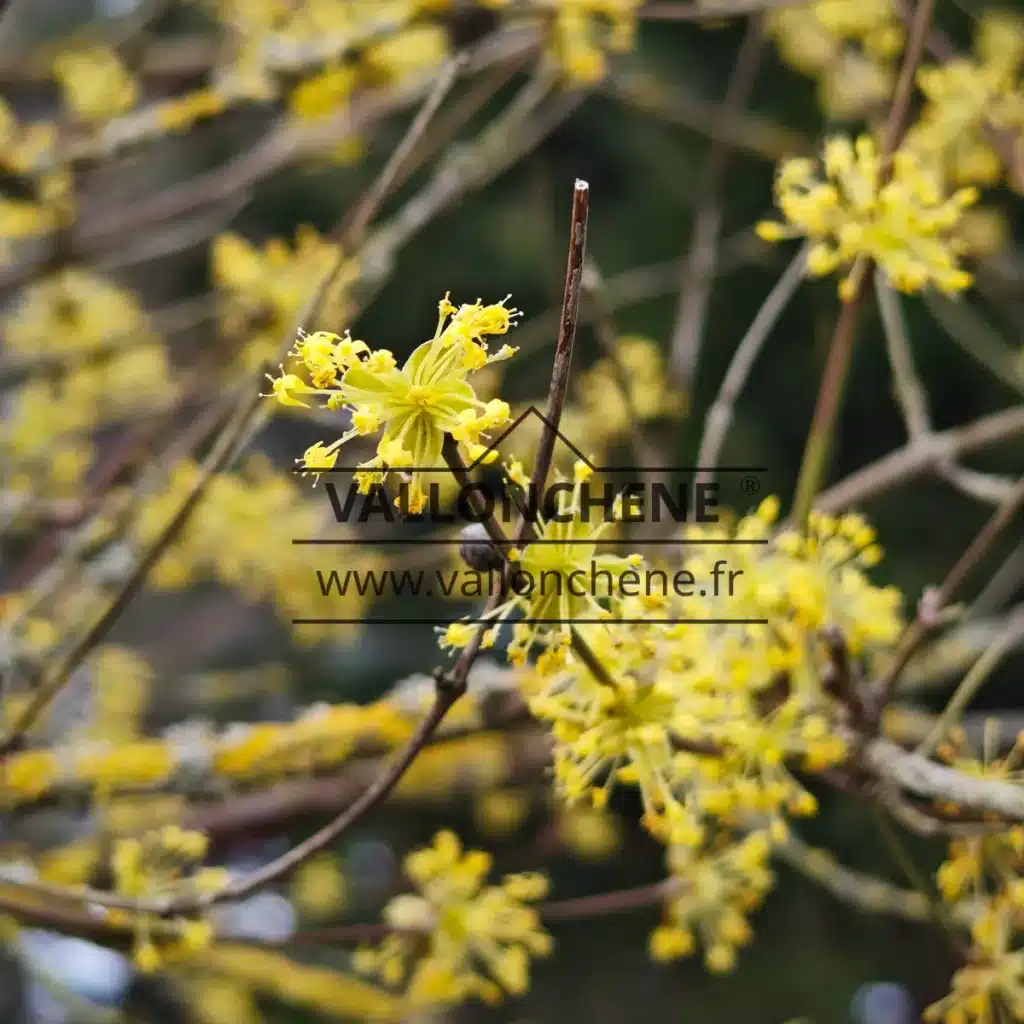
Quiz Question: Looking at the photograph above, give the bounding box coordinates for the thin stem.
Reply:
[922,291,1024,397]
[815,407,1024,513]
[876,274,931,441]
[871,809,966,953]
[916,612,1024,757]
[438,179,590,692]
[528,179,590,518]
[695,244,808,482]
[339,54,467,250]
[669,16,765,390]
[217,686,463,905]
[877,276,1019,507]
[640,0,813,20]
[790,293,863,526]
[868,477,1024,725]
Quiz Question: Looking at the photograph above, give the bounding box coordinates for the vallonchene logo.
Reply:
[292,406,767,629]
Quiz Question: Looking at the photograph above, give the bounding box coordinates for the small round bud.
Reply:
[459,523,502,572]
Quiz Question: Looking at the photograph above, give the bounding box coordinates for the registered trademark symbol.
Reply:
[742,476,761,495]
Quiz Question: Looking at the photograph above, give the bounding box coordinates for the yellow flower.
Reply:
[758,134,978,298]
[905,11,1024,188]
[53,46,137,123]
[767,0,904,119]
[354,831,551,1009]
[543,1,643,83]
[650,833,773,973]
[292,854,348,920]
[290,65,358,120]
[272,293,518,509]
[213,228,348,370]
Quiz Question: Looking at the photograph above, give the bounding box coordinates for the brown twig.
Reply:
[194,179,593,904]
[789,0,938,526]
[694,245,808,483]
[290,878,678,946]
[877,275,1017,507]
[640,0,814,20]
[668,16,765,390]
[338,56,467,250]
[437,179,591,692]
[867,477,1024,728]
[815,406,1024,513]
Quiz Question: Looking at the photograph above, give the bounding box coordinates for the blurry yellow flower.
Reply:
[758,135,977,298]
[354,831,552,1009]
[292,853,348,920]
[474,788,532,837]
[53,46,137,123]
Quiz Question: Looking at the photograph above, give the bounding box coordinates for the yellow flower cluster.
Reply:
[210,0,433,105]
[203,944,404,1021]
[541,0,643,83]
[1,336,172,499]
[6,268,157,359]
[768,0,905,119]
[132,455,384,644]
[578,335,686,442]
[111,826,227,970]
[291,853,348,920]
[213,699,410,780]
[354,830,552,1008]
[925,734,1024,1023]
[0,269,169,502]
[265,292,519,511]
[906,10,1024,188]
[1,691,417,807]
[0,100,68,258]
[212,227,351,370]
[649,832,774,972]
[292,20,450,147]
[758,135,978,298]
[522,499,899,861]
[77,645,154,744]
[52,47,138,125]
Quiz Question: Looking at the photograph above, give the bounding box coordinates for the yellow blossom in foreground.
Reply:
[522,497,897,850]
[354,830,552,1008]
[1,749,61,804]
[265,293,518,507]
[112,826,227,970]
[758,135,978,298]
[204,945,404,1020]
